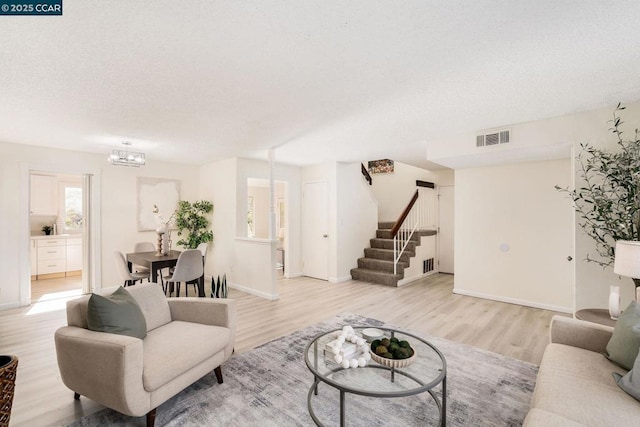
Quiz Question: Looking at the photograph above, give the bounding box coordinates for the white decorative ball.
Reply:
[349,359,359,368]
[349,335,358,344]
[356,338,365,346]
[342,326,351,333]
[364,352,371,361]
[358,357,367,367]
[334,354,343,364]
[341,360,350,369]
[332,346,340,355]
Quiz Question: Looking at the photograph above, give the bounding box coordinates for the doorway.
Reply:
[29,172,84,302]
[246,178,289,277]
[21,165,99,307]
[302,181,328,280]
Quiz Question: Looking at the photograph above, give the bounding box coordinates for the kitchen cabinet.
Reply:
[36,237,66,278]
[66,237,82,273]
[31,235,83,279]
[30,174,57,215]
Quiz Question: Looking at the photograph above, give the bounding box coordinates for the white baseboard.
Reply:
[453,288,573,313]
[329,275,352,284]
[0,301,20,311]
[285,272,302,279]
[228,281,279,301]
[397,271,437,287]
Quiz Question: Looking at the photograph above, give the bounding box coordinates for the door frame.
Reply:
[19,163,102,306]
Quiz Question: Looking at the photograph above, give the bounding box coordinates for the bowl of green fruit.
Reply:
[370,337,416,368]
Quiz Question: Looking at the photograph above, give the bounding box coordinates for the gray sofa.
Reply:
[524,316,640,426]
[54,283,236,426]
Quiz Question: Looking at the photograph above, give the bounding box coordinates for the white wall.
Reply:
[368,161,440,222]
[454,159,573,312]
[398,235,437,285]
[199,156,301,300]
[335,162,378,282]
[0,141,199,309]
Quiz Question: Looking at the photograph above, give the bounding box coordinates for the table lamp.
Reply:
[614,240,640,301]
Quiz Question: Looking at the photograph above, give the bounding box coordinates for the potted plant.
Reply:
[41,225,53,235]
[556,103,640,295]
[175,200,214,249]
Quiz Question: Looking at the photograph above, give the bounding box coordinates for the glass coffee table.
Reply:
[304,326,447,426]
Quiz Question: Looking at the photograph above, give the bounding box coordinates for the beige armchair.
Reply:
[54,283,236,427]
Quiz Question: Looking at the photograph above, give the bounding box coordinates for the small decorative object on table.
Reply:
[609,285,621,320]
[370,337,417,368]
[362,327,384,342]
[42,225,53,235]
[153,204,176,256]
[325,326,371,369]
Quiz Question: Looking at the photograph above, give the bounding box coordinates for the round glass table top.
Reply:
[304,326,446,398]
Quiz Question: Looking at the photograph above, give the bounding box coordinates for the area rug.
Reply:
[68,313,537,426]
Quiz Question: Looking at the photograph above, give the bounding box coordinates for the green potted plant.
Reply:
[556,103,640,268]
[175,200,214,249]
[41,225,53,235]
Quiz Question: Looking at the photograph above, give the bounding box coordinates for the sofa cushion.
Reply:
[532,343,640,426]
[127,283,172,332]
[142,320,230,391]
[606,301,640,370]
[86,287,147,339]
[614,349,640,401]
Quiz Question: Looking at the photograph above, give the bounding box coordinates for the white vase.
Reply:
[609,285,621,320]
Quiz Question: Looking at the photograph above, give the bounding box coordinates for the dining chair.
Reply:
[164,249,204,297]
[133,242,161,282]
[183,242,208,296]
[113,251,149,287]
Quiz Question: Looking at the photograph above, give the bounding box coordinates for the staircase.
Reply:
[350,222,421,286]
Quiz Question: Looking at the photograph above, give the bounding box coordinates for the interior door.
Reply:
[302,181,328,280]
[438,185,454,274]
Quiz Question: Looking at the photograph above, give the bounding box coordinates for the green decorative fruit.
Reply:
[371,337,414,360]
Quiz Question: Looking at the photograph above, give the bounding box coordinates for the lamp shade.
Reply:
[614,240,640,278]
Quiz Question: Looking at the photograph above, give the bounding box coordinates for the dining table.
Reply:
[125,250,207,297]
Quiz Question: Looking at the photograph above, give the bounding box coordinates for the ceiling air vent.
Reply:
[476,129,510,147]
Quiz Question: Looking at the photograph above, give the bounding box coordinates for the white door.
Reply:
[302,181,328,280]
[438,186,454,274]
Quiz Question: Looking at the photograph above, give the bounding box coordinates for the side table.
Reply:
[575,308,617,327]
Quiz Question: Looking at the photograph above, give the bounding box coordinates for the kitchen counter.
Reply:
[31,234,80,240]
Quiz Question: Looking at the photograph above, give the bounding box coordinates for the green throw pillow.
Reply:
[614,351,640,402]
[606,301,640,370]
[87,287,147,339]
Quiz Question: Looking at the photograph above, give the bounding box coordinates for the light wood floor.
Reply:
[0,273,563,426]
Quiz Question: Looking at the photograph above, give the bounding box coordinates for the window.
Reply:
[62,185,83,232]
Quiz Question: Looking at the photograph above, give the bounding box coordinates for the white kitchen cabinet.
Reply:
[30,174,57,215]
[36,237,66,276]
[66,238,82,272]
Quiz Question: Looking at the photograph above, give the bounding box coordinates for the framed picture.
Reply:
[137,177,180,231]
[368,159,394,174]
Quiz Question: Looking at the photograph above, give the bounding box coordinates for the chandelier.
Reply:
[108,141,146,167]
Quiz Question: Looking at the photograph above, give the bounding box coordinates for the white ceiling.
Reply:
[2,1,640,170]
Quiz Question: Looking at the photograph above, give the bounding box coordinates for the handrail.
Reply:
[361,163,372,185]
[391,190,421,275]
[390,190,419,238]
